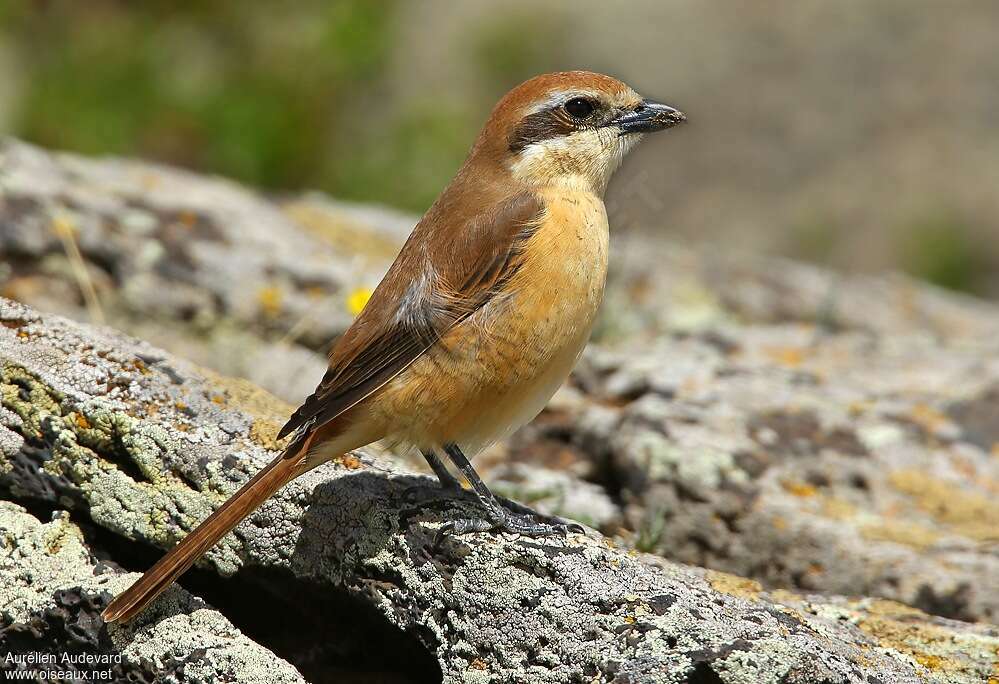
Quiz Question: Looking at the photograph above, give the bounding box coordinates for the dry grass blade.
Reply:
[52,213,105,324]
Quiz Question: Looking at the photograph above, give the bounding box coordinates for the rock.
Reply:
[0,501,306,682]
[5,140,999,680]
[2,298,998,683]
[541,320,999,625]
[0,139,411,404]
[492,321,999,627]
[601,232,999,346]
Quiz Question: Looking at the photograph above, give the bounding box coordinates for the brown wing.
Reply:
[277,190,543,443]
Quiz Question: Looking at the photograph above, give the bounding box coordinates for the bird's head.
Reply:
[472,71,685,195]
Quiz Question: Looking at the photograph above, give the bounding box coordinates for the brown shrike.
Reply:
[103,71,684,622]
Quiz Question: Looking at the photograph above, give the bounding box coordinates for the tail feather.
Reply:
[102,449,306,623]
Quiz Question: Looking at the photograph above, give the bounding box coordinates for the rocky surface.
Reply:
[4,141,999,681]
[516,324,999,626]
[0,501,306,683]
[0,138,411,404]
[2,298,998,683]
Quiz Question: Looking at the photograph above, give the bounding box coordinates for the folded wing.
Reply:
[277,191,543,446]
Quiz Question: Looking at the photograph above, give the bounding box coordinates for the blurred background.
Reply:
[2,0,999,297]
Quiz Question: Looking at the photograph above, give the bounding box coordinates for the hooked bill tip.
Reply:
[614,100,686,135]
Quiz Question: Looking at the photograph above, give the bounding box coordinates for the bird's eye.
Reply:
[564,97,595,119]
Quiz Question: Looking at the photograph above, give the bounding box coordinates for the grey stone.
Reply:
[2,297,997,683]
[5,140,999,681]
[545,323,999,626]
[0,502,305,683]
[0,139,408,404]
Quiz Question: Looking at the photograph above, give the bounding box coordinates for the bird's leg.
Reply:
[437,443,583,539]
[421,449,463,490]
[402,449,468,506]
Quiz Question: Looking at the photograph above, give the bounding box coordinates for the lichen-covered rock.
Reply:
[2,298,998,683]
[6,137,999,623]
[525,320,999,627]
[599,231,999,346]
[0,501,306,683]
[0,138,411,403]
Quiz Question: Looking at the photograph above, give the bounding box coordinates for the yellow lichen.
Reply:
[257,285,284,318]
[204,371,293,419]
[852,599,992,679]
[781,480,817,498]
[249,419,285,450]
[282,200,402,260]
[914,654,946,670]
[848,400,873,417]
[907,403,950,435]
[821,496,857,519]
[764,346,805,367]
[888,469,999,542]
[706,570,762,601]
[860,519,941,550]
[769,589,805,604]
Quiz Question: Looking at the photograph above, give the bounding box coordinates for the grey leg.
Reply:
[402,449,468,506]
[438,443,583,538]
[421,449,462,490]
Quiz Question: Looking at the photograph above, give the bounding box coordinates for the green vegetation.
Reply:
[898,211,989,294]
[0,2,565,213]
[2,2,410,204]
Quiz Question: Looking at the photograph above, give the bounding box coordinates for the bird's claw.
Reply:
[434,510,584,546]
[499,513,585,537]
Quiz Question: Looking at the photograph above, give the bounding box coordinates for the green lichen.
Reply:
[630,427,748,490]
[0,362,235,571]
[1,362,64,439]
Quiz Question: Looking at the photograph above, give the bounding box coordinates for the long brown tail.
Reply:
[102,449,306,623]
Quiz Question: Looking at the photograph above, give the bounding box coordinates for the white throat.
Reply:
[509,128,640,196]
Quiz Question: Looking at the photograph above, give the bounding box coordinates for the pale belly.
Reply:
[370,189,609,455]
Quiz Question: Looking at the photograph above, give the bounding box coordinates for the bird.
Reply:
[102,70,684,623]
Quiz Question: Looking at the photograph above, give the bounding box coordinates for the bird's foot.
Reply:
[429,442,584,544]
[435,506,583,544]
[493,512,585,537]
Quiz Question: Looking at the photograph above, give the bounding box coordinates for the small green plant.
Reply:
[899,210,987,294]
[634,504,669,553]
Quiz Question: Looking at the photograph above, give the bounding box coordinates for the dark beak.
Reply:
[612,100,685,135]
